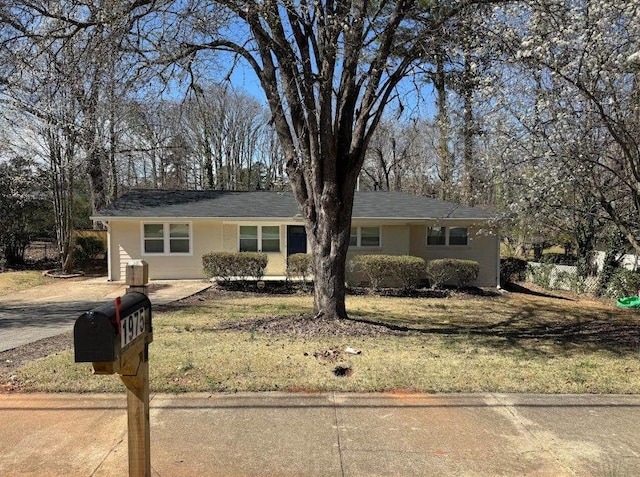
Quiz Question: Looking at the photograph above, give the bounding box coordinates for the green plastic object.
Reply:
[616,296,640,308]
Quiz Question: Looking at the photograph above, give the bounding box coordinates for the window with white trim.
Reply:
[349,226,381,247]
[426,226,469,246]
[239,225,281,252]
[143,223,191,254]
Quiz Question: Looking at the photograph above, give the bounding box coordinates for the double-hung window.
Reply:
[239,225,280,252]
[349,226,381,247]
[426,226,469,246]
[426,226,446,246]
[143,223,191,254]
[448,227,469,246]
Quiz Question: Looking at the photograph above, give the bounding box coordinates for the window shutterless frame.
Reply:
[141,222,192,255]
[426,226,469,246]
[349,226,381,248]
[238,225,281,253]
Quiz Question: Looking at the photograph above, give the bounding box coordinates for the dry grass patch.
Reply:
[0,271,50,296]
[13,288,640,393]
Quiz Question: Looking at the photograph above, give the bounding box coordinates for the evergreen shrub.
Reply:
[500,257,528,285]
[286,253,313,281]
[202,252,268,282]
[426,258,480,289]
[350,254,427,289]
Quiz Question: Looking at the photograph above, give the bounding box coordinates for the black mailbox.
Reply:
[74,292,152,369]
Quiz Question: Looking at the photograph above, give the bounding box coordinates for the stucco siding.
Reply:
[346,224,411,286]
[265,225,286,276]
[410,224,498,287]
[222,223,237,252]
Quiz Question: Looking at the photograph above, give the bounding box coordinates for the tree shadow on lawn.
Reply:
[503,282,574,301]
[347,305,640,357]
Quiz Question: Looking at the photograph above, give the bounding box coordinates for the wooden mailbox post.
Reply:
[73,260,152,477]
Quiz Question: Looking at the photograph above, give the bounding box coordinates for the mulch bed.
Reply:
[218,313,402,338]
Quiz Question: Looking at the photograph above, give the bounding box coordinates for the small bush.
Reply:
[287,253,313,282]
[455,260,480,287]
[426,259,456,288]
[350,255,426,289]
[602,269,640,298]
[74,236,106,268]
[202,252,268,282]
[350,255,388,289]
[500,257,528,285]
[392,256,428,289]
[426,258,480,289]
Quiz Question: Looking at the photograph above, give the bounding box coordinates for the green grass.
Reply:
[14,291,640,394]
[0,271,50,296]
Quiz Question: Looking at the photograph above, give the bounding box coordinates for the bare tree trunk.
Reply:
[306,184,355,319]
[434,47,454,201]
[108,81,118,202]
[47,126,75,273]
[462,53,475,206]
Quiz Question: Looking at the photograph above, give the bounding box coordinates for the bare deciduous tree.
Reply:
[164,0,501,318]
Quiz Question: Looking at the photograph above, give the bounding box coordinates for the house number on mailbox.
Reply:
[121,307,147,349]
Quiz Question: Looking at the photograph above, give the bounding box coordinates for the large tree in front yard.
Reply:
[169,0,501,318]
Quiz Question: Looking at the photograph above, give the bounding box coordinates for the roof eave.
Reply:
[93,215,494,222]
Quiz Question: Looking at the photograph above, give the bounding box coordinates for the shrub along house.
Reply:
[92,189,499,287]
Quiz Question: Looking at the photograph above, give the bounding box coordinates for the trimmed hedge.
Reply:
[350,254,427,289]
[202,252,268,281]
[286,253,313,281]
[426,258,480,289]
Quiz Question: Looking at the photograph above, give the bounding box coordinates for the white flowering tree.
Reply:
[487,1,640,259]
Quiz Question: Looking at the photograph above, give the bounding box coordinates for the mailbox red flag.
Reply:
[115,296,122,335]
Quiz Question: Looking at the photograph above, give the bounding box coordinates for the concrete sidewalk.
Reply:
[1,392,639,476]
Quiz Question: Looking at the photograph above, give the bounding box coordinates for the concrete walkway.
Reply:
[0,392,639,476]
[0,278,210,352]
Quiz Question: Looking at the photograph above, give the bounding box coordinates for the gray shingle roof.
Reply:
[93,190,494,220]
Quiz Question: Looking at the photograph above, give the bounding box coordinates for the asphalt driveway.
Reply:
[0,277,210,352]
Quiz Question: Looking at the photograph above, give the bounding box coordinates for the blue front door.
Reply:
[287,225,307,256]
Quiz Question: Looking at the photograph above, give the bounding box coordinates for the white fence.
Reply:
[593,251,639,273]
[527,262,599,293]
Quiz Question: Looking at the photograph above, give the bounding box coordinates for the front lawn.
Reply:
[0,271,50,296]
[14,287,640,393]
